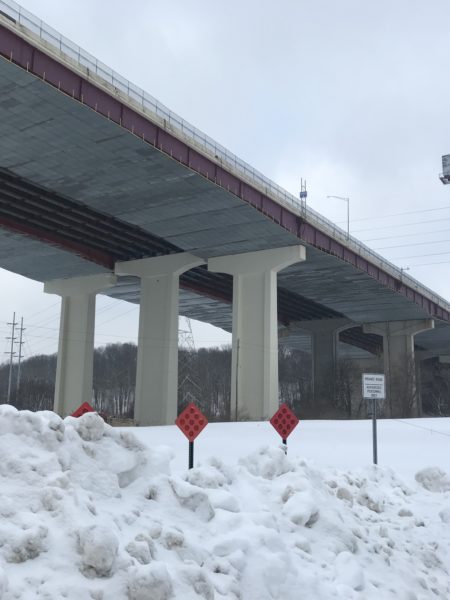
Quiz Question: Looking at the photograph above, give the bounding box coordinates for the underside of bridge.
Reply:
[0,49,447,356]
[1,12,450,421]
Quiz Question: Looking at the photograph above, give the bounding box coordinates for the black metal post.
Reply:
[189,441,194,469]
[282,438,287,455]
[372,397,378,465]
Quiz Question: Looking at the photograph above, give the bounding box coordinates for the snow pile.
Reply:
[0,406,449,599]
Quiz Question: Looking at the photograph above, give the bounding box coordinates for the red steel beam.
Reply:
[0,215,114,269]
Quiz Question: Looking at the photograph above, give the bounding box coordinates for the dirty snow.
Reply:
[0,405,449,599]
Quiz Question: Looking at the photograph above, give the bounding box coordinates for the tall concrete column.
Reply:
[363,319,434,417]
[44,273,117,417]
[116,253,204,426]
[415,350,442,416]
[290,319,352,417]
[209,246,305,421]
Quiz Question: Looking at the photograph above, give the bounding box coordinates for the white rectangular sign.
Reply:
[362,373,385,400]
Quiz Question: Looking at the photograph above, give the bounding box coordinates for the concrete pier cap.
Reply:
[115,252,205,279]
[208,245,306,276]
[44,272,117,296]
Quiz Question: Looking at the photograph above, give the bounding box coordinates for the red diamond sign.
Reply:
[270,403,299,439]
[71,402,95,418]
[175,403,208,442]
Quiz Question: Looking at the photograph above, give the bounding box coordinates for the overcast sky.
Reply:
[2,0,450,359]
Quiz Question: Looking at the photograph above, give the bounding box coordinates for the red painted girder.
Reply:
[0,216,114,269]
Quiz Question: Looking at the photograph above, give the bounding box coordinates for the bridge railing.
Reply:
[1,0,450,312]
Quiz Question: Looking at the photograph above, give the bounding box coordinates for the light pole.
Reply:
[327,195,350,239]
[400,266,410,281]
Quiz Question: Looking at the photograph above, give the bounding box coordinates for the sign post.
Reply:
[270,403,299,454]
[175,403,208,469]
[362,373,385,465]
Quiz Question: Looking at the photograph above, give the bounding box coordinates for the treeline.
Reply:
[0,343,312,420]
[0,342,449,419]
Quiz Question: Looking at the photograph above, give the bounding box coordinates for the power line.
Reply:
[23,322,139,340]
[353,216,450,234]
[96,305,138,327]
[408,260,450,267]
[95,299,126,316]
[25,300,60,321]
[28,311,61,329]
[394,419,450,439]
[374,238,450,251]
[21,324,59,333]
[362,227,450,243]
[337,204,450,225]
[20,331,138,343]
[384,250,450,260]
[26,298,119,331]
[22,301,137,333]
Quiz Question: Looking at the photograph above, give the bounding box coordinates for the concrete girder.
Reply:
[209,245,306,421]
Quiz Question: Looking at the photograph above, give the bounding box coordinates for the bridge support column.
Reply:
[44,273,117,417]
[116,253,204,426]
[363,319,434,417]
[293,319,352,417]
[209,246,305,421]
[415,350,441,416]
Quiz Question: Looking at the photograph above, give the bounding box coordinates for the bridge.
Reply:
[0,1,449,424]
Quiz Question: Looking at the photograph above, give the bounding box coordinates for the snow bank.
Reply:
[0,406,449,599]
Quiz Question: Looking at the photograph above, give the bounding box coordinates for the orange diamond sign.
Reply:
[71,402,95,418]
[175,403,208,442]
[270,403,299,440]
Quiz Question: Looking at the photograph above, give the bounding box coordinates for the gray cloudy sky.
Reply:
[2,0,450,358]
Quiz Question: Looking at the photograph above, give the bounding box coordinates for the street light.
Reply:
[400,266,410,281]
[327,195,350,239]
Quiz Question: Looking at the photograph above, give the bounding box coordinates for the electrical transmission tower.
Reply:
[16,317,25,404]
[4,314,25,405]
[178,317,201,413]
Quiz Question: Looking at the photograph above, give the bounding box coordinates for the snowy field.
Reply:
[131,417,450,480]
[0,407,449,599]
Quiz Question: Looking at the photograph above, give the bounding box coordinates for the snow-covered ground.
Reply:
[131,417,450,480]
[0,406,449,599]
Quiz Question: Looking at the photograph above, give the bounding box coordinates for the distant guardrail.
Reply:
[1,0,450,313]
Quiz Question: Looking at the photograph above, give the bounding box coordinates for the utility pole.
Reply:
[5,312,18,404]
[327,195,350,239]
[16,317,25,402]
